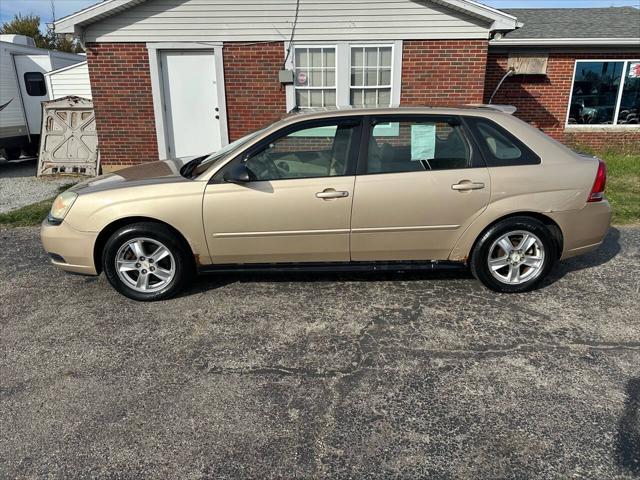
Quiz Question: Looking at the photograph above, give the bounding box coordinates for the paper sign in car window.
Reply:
[411,124,436,161]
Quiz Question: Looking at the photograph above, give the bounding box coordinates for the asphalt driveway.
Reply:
[1,226,639,479]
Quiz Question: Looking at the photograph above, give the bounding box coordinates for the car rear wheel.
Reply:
[103,222,193,301]
[470,217,557,293]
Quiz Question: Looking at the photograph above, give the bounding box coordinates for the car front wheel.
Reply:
[103,222,193,301]
[470,216,558,293]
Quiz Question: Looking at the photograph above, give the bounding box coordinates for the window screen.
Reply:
[366,118,471,174]
[294,47,336,108]
[466,117,540,167]
[24,72,47,96]
[350,46,392,107]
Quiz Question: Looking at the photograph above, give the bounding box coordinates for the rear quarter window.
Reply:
[465,117,541,167]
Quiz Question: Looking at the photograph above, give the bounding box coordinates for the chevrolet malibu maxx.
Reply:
[41,107,610,301]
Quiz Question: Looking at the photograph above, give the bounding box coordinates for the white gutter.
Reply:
[490,37,640,46]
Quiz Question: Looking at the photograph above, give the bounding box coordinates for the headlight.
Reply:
[49,191,78,221]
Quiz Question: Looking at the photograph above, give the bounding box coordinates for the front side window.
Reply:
[568,60,640,126]
[243,121,359,181]
[350,46,392,107]
[24,72,47,96]
[294,47,336,108]
[366,118,470,174]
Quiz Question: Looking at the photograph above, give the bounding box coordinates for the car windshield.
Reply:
[181,128,266,178]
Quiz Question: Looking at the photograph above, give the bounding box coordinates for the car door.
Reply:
[350,115,490,261]
[203,117,362,264]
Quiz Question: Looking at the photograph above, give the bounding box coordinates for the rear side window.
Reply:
[24,72,47,96]
[466,117,540,167]
[366,118,471,174]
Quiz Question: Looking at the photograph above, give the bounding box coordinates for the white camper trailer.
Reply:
[0,34,84,160]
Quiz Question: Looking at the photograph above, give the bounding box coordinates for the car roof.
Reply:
[277,105,515,125]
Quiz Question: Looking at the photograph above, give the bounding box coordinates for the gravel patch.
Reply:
[0,158,80,213]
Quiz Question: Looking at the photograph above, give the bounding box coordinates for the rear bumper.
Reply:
[41,219,99,275]
[548,200,612,260]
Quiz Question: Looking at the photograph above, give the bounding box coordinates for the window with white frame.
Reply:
[350,46,393,107]
[294,47,336,108]
[568,60,640,126]
[292,42,399,110]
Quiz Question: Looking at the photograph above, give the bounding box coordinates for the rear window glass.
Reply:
[24,72,47,96]
[466,117,540,167]
[367,118,471,174]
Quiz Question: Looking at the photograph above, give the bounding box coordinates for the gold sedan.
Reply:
[42,107,611,301]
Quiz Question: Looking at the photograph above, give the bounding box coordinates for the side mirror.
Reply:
[223,163,255,183]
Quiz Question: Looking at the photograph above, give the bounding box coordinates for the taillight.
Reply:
[588,160,607,202]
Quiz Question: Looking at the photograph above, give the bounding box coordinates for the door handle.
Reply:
[452,180,485,191]
[316,189,349,199]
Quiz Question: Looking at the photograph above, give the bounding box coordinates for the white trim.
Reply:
[291,45,338,108]
[491,38,640,46]
[55,0,519,35]
[146,42,228,160]
[565,59,640,129]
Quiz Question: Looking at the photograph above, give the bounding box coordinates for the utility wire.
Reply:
[283,0,301,69]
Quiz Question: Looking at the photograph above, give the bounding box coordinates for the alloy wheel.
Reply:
[115,237,175,293]
[487,230,545,285]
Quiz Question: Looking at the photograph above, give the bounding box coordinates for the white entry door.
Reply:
[160,50,222,158]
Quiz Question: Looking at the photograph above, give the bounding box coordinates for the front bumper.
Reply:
[548,200,612,260]
[41,219,99,275]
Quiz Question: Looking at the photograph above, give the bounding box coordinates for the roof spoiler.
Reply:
[466,104,518,115]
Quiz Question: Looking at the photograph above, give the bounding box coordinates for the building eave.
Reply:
[490,37,640,46]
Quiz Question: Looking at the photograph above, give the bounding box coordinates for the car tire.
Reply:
[470,216,557,293]
[102,222,194,301]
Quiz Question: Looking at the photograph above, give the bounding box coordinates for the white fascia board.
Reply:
[431,0,519,31]
[54,0,145,34]
[490,38,640,46]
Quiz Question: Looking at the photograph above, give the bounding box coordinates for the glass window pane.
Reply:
[617,61,640,125]
[364,89,377,106]
[365,69,377,86]
[310,70,322,87]
[324,49,335,68]
[296,90,309,108]
[309,48,322,68]
[365,47,377,68]
[568,61,624,124]
[379,69,391,86]
[367,120,470,173]
[378,88,391,106]
[350,89,363,106]
[351,48,364,68]
[24,72,46,96]
[324,69,335,87]
[295,49,308,68]
[244,122,357,180]
[351,68,363,87]
[380,47,392,67]
[310,89,323,107]
[324,89,336,106]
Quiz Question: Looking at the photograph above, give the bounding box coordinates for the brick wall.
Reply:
[401,40,488,106]
[86,43,158,167]
[223,42,287,141]
[484,50,640,153]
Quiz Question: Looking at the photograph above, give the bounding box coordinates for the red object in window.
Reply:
[588,160,607,202]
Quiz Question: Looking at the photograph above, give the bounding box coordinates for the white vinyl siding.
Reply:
[83,0,491,43]
[47,62,92,100]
